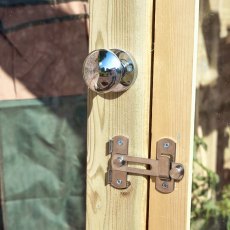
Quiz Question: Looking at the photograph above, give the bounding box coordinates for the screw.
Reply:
[126,64,134,73]
[117,139,123,146]
[162,181,168,189]
[116,179,122,185]
[163,142,170,148]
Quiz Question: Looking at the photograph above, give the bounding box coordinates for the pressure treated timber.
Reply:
[148,0,199,230]
[86,1,153,230]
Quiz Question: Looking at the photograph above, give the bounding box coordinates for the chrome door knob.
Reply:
[83,49,137,93]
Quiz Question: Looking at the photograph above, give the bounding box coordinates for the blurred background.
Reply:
[0,1,88,229]
[192,0,230,229]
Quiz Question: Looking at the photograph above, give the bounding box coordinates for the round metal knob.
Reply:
[83,49,137,93]
[170,164,184,181]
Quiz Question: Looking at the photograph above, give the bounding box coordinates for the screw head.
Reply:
[117,139,123,146]
[116,179,122,185]
[162,181,168,189]
[126,64,134,73]
[163,142,170,148]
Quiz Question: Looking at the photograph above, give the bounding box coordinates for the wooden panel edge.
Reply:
[148,0,199,229]
[87,1,154,230]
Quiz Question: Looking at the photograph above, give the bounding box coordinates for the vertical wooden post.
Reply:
[148,0,199,229]
[86,1,153,229]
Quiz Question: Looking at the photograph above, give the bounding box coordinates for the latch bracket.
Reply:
[106,136,184,193]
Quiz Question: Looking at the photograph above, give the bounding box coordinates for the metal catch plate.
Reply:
[108,136,129,189]
[155,138,176,193]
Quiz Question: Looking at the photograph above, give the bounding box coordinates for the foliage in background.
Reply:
[191,135,230,230]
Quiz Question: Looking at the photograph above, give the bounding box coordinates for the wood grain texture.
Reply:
[148,0,199,229]
[87,1,153,229]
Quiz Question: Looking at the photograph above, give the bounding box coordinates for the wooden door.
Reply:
[86,1,199,229]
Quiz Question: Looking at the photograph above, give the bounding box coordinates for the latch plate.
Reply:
[107,136,184,194]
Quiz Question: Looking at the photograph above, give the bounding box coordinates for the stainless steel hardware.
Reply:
[83,49,137,93]
[106,136,184,194]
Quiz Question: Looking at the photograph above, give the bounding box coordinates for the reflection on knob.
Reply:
[83,49,137,93]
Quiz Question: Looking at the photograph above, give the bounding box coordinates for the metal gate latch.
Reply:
[106,136,184,194]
